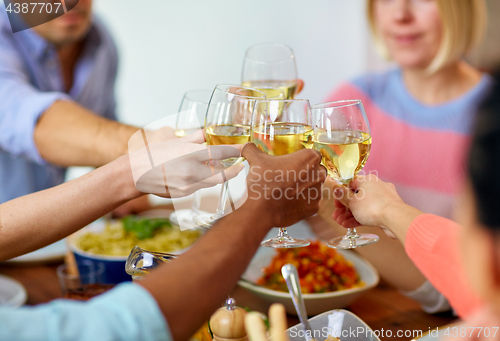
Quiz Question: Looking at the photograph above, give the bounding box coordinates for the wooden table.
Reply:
[0,261,456,340]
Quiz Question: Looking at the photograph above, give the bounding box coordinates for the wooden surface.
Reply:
[0,260,457,341]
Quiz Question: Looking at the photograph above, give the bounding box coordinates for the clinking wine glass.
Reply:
[312,100,379,249]
[193,85,267,228]
[242,42,298,100]
[251,99,313,248]
[169,90,213,229]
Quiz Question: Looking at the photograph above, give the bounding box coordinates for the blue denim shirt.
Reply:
[0,283,171,341]
[0,2,118,203]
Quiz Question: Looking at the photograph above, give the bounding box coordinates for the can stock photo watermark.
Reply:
[288,325,424,339]
[4,0,79,33]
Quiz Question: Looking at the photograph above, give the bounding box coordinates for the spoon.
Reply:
[281,263,315,341]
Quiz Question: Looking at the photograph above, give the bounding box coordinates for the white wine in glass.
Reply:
[193,85,267,228]
[314,130,372,184]
[242,80,297,100]
[252,122,313,156]
[169,90,213,229]
[205,124,250,167]
[251,99,313,248]
[242,43,298,100]
[312,100,379,249]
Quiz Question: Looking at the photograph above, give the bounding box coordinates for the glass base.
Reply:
[169,209,211,230]
[326,233,379,249]
[261,236,310,248]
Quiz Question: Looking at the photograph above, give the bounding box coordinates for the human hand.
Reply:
[241,143,326,227]
[129,130,244,198]
[296,79,304,95]
[146,126,178,144]
[331,175,418,239]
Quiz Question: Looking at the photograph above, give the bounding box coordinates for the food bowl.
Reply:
[68,216,201,284]
[68,220,135,284]
[237,245,379,316]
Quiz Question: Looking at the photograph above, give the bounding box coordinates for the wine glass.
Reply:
[311,100,379,249]
[242,43,298,100]
[251,99,313,248]
[193,85,267,228]
[169,90,212,229]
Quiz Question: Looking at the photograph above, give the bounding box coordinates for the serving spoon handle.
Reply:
[281,263,314,341]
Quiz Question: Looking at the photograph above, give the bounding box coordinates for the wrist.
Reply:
[378,200,405,229]
[114,123,140,160]
[112,154,143,201]
[238,199,277,232]
[379,201,423,245]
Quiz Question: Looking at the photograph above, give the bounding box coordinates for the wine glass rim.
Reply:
[214,84,267,99]
[183,89,212,104]
[312,99,362,110]
[244,42,295,64]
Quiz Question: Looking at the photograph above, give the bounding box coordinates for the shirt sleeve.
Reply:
[0,282,171,341]
[405,214,483,318]
[0,33,71,164]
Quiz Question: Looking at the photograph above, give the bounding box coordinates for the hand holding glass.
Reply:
[169,90,213,229]
[312,100,379,249]
[193,85,267,228]
[251,99,313,248]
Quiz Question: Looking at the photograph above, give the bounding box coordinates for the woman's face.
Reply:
[373,0,443,70]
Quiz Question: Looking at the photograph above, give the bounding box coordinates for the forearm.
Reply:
[351,226,426,291]
[34,101,139,167]
[405,214,482,317]
[139,201,275,341]
[315,183,426,291]
[0,155,141,260]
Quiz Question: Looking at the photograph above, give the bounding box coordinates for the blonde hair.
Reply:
[367,0,487,73]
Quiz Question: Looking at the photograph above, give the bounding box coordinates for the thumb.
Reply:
[349,175,367,192]
[241,142,266,163]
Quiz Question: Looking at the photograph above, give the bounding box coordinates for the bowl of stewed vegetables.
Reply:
[238,240,379,316]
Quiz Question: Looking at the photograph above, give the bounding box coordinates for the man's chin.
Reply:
[52,24,91,45]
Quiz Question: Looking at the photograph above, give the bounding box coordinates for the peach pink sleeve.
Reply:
[405,214,483,318]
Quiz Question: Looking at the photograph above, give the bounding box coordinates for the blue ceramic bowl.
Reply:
[67,220,131,284]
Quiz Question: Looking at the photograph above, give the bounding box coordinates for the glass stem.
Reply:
[191,191,201,214]
[277,228,289,239]
[214,181,229,219]
[345,228,359,239]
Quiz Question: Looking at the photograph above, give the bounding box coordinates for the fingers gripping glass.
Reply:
[251,99,313,248]
[312,100,379,249]
[194,85,267,228]
[242,43,298,100]
[169,90,213,229]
